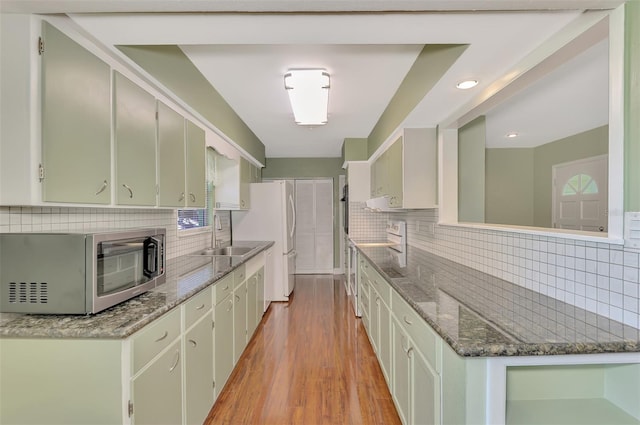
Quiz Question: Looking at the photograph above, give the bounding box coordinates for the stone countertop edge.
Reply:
[0,241,274,340]
[355,245,640,358]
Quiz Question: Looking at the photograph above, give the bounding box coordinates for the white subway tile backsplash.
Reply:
[374,208,640,329]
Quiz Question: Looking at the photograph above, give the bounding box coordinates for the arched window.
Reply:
[562,173,599,196]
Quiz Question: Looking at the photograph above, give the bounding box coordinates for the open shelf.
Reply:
[506,364,640,425]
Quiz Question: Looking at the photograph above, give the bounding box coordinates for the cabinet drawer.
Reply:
[184,286,212,329]
[132,307,181,374]
[234,264,246,288]
[214,274,233,305]
[369,267,391,307]
[392,290,440,372]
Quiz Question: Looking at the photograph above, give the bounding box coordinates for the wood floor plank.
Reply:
[204,275,401,425]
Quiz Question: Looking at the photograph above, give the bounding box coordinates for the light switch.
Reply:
[624,212,640,248]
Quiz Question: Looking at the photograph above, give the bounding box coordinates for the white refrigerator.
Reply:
[231,181,296,303]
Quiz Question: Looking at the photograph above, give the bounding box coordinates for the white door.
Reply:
[553,155,608,232]
[294,179,334,274]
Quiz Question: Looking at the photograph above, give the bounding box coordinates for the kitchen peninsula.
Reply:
[354,243,640,425]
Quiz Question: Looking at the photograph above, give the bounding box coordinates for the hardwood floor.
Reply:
[205,274,401,425]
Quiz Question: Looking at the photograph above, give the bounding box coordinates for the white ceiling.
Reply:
[1,1,616,158]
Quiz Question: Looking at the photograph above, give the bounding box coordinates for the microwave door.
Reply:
[143,237,160,279]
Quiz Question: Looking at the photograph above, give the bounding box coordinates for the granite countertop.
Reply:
[355,243,640,357]
[0,241,274,339]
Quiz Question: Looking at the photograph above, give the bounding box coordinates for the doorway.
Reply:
[552,155,608,232]
[295,179,334,274]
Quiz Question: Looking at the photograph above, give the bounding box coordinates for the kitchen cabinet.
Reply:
[157,101,186,207]
[213,274,234,398]
[1,17,213,209]
[233,280,248,364]
[247,272,258,338]
[214,155,251,210]
[184,314,214,425]
[368,128,437,209]
[41,21,111,204]
[239,157,252,209]
[386,137,403,207]
[114,71,157,206]
[185,120,206,208]
[257,266,265,316]
[131,339,183,425]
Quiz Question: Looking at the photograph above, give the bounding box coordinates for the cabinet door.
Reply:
[41,22,111,204]
[411,347,441,425]
[131,340,182,425]
[257,267,265,318]
[185,315,214,425]
[114,72,157,206]
[387,137,403,207]
[214,295,234,397]
[157,101,186,207]
[247,273,258,338]
[239,157,251,209]
[371,293,380,353]
[379,300,391,384]
[233,281,247,364]
[186,120,205,208]
[392,318,410,425]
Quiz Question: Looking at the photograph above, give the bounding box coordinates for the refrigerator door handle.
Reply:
[289,194,296,239]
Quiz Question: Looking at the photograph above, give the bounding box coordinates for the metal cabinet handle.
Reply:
[223,285,229,291]
[169,350,180,372]
[403,316,413,326]
[122,184,133,198]
[95,180,108,195]
[178,192,185,202]
[155,330,169,342]
[407,346,414,358]
[188,339,197,348]
[226,299,233,312]
[241,200,246,207]
[196,303,205,311]
[235,295,240,302]
[190,193,196,202]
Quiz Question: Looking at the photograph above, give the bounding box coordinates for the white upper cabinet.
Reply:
[40,21,112,204]
[370,128,438,209]
[114,71,158,206]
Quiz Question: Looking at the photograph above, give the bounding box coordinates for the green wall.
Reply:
[118,45,266,164]
[367,44,468,158]
[533,125,608,227]
[262,157,345,268]
[485,148,535,226]
[625,0,640,212]
[342,138,368,163]
[458,116,486,222]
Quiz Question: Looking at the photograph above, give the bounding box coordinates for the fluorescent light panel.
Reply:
[284,69,330,125]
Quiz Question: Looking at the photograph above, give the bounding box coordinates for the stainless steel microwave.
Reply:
[0,228,166,314]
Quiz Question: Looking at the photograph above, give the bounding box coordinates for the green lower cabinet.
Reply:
[379,300,392,385]
[392,317,411,425]
[214,294,234,397]
[247,273,259,337]
[233,281,248,363]
[184,315,214,425]
[131,339,183,425]
[412,347,441,425]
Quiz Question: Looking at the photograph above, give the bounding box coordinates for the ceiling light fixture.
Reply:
[506,132,519,139]
[284,69,330,126]
[456,79,478,89]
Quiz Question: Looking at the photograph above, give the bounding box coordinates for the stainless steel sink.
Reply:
[196,246,255,256]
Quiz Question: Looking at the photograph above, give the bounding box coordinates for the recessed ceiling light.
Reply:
[506,132,519,139]
[456,80,478,90]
